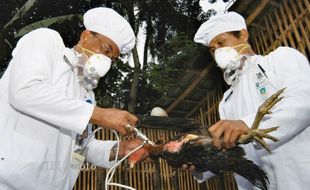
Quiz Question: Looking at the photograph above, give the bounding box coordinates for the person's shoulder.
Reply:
[13,28,65,56]
[267,46,304,58]
[262,46,309,72]
[21,28,63,43]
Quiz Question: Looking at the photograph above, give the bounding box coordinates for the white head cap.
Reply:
[83,7,136,53]
[150,107,168,117]
[194,12,247,46]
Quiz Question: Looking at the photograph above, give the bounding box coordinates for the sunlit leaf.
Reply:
[4,0,41,28]
[15,14,82,38]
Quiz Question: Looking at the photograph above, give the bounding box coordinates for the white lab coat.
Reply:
[194,47,310,190]
[0,28,117,190]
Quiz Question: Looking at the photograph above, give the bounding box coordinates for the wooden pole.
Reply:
[246,0,271,25]
[166,65,212,114]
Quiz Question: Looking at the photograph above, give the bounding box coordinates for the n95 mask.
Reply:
[214,44,250,70]
[81,54,112,90]
[214,44,250,85]
[214,47,241,70]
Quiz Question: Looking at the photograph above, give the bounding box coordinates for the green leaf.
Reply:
[15,14,82,38]
[4,0,41,28]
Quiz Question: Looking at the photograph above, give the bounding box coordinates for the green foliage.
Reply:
[15,14,82,38]
[119,69,162,114]
[135,0,202,58]
[149,33,199,93]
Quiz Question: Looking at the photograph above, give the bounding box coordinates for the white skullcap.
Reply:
[194,12,246,46]
[83,7,136,53]
[150,107,168,117]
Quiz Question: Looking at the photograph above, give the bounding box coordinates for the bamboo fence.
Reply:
[251,0,310,58]
[74,0,309,189]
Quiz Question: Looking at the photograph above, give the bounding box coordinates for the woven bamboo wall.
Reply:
[251,0,310,58]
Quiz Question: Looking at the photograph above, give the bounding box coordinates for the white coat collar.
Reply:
[239,55,261,73]
[228,55,262,87]
[63,48,80,69]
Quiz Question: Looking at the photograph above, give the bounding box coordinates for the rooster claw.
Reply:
[238,127,279,153]
[238,88,285,153]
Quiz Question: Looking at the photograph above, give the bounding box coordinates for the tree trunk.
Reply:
[128,46,141,113]
[122,0,141,114]
[142,19,152,70]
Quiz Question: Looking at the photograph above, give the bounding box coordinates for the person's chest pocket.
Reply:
[0,132,48,189]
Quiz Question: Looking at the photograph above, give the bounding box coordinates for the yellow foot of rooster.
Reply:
[238,88,285,153]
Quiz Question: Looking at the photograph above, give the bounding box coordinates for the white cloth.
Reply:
[194,47,310,190]
[0,28,117,190]
[194,12,246,46]
[83,7,136,53]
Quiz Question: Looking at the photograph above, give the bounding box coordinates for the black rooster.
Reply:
[129,88,285,190]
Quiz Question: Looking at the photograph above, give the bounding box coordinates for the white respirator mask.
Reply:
[77,45,112,90]
[214,44,250,85]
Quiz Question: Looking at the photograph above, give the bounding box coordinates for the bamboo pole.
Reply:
[279,3,297,48]
[274,6,289,48]
[264,16,275,51]
[246,0,271,25]
[283,0,306,54]
[253,31,262,55]
[289,0,310,53]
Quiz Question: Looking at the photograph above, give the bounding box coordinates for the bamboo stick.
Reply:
[301,0,310,31]
[283,0,306,54]
[279,3,297,48]
[257,26,267,54]
[289,0,310,53]
[264,16,275,51]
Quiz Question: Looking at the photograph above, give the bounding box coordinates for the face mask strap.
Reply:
[77,45,97,56]
[232,44,251,55]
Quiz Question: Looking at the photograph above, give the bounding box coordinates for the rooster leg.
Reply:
[238,88,285,153]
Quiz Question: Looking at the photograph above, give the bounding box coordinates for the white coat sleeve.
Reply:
[242,47,310,150]
[8,28,94,135]
[85,136,117,169]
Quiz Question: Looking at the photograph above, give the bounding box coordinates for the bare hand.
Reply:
[208,120,249,150]
[91,107,139,136]
[110,139,148,161]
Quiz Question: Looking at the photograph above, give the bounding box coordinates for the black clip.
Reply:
[258,64,268,78]
[225,90,233,102]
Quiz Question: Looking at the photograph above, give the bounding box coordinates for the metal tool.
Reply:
[126,124,155,145]
[132,127,155,146]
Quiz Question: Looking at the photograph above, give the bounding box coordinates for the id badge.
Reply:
[255,72,268,100]
[71,152,85,170]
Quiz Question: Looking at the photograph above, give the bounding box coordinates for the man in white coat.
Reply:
[0,7,145,190]
[189,11,310,189]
